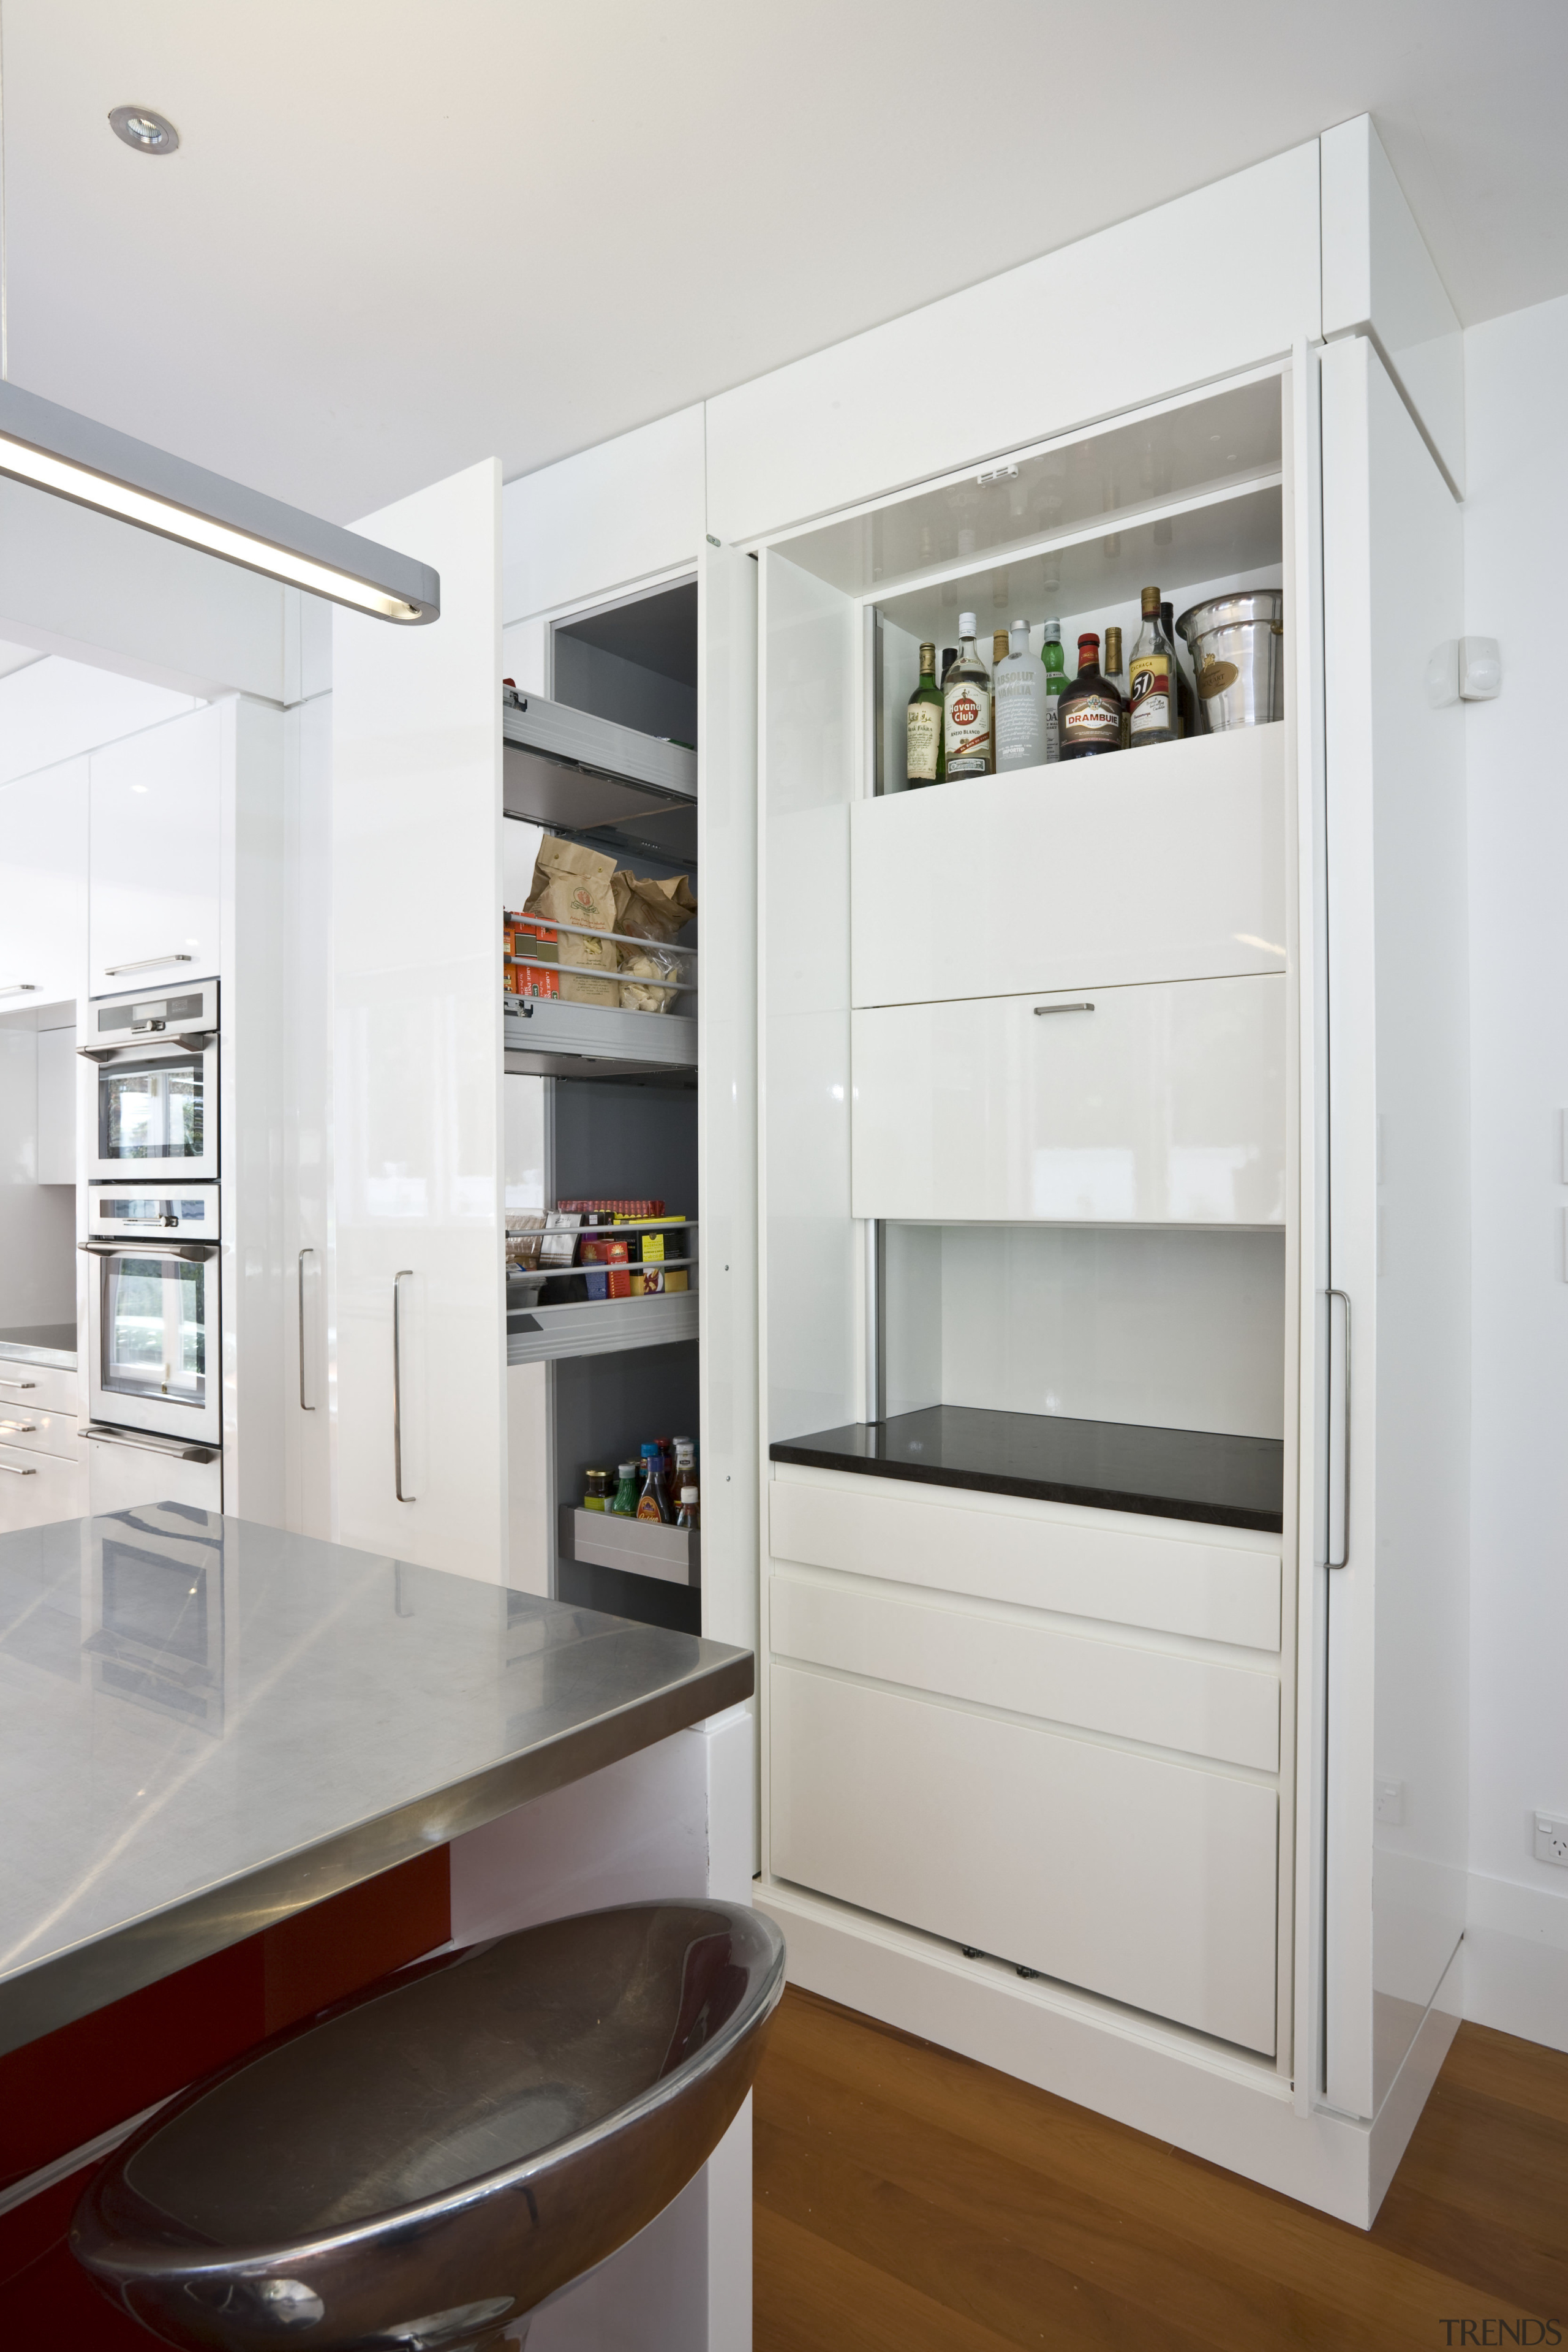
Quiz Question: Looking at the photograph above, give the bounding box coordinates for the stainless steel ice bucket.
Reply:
[1175,590,1284,732]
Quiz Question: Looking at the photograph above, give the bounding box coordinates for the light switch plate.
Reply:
[1534,1813,1568,1868]
[1375,1779,1404,1825]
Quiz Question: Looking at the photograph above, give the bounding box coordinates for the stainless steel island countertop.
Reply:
[0,1507,753,2056]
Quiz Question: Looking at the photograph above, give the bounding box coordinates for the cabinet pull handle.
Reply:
[0,984,39,998]
[1327,1288,1351,1569]
[298,1249,318,1412]
[102,953,195,976]
[1033,1001,1095,1016]
[0,1462,37,1477]
[0,1420,38,1434]
[393,1270,414,1502]
[0,1378,37,1391]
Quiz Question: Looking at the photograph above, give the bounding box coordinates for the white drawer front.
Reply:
[0,1403,82,1461]
[852,725,1287,1009]
[0,1362,80,1419]
[0,1439,85,1533]
[851,975,1286,1225]
[771,1664,1278,2054]
[769,1476,1281,1651]
[770,1573,1280,1771]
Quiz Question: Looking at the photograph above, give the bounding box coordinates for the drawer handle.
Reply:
[0,1379,37,1391]
[0,1420,38,1434]
[0,983,39,998]
[0,1461,38,1477]
[102,954,195,976]
[1033,1001,1095,1016]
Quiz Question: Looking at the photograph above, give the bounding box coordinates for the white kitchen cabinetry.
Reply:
[0,756,87,1007]
[851,975,1286,1226]
[88,703,222,992]
[0,1436,82,1533]
[851,724,1286,1009]
[36,1023,76,1185]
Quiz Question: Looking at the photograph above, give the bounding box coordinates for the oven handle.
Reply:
[81,1240,219,1262]
[82,1423,219,1464]
[79,1031,217,1063]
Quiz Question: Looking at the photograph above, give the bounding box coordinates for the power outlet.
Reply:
[1375,1779,1404,1826]
[1534,1813,1568,1868]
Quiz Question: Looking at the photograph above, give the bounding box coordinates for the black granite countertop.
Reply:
[770,1404,1283,1534]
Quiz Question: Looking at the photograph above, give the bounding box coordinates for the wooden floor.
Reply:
[753,1987,1568,2349]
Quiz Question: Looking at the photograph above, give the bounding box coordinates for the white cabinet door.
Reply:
[1320,338,1469,2119]
[88,703,224,992]
[0,757,88,1008]
[851,974,1286,1224]
[852,725,1288,1010]
[770,1663,1279,2053]
[36,1024,77,1185]
[0,1437,83,1533]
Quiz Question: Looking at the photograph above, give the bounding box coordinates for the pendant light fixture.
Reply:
[0,378,440,624]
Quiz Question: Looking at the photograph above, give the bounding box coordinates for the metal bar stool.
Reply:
[72,1901,785,2351]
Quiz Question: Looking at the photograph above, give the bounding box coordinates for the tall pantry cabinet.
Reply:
[701,121,1469,2226]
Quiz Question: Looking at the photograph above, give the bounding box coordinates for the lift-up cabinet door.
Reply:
[851,974,1286,1224]
[0,759,88,1007]
[88,703,224,992]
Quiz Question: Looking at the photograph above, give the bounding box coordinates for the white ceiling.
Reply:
[1,1,1564,524]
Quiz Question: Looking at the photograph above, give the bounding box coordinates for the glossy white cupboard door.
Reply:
[698,540,760,1657]
[851,976,1286,1225]
[770,1664,1280,2054]
[1321,337,1468,2119]
[0,1438,83,1532]
[331,461,508,1580]
[88,703,224,991]
[0,756,87,1007]
[851,725,1288,1011]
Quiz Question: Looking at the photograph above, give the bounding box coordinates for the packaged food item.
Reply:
[636,1442,673,1524]
[611,1461,639,1516]
[539,1210,584,1303]
[676,1485,699,1531]
[579,1235,631,1300]
[557,1197,665,1219]
[505,913,560,998]
[611,872,698,1013]
[526,837,620,1006]
[504,1212,547,1268]
[639,1228,667,1295]
[582,1469,611,1512]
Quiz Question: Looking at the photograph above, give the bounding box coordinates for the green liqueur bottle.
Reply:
[1039,619,1066,763]
[906,641,943,788]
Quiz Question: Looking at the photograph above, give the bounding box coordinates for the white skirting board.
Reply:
[1463,1872,1568,2056]
[755,1879,1466,2230]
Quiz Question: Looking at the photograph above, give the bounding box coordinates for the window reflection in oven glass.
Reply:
[103,1255,206,1402]
[99,1060,204,1161]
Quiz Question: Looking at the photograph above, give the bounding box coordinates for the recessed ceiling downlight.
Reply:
[109,106,180,156]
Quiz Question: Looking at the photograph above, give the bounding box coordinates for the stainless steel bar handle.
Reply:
[102,953,195,976]
[1327,1288,1351,1569]
[298,1250,318,1412]
[0,984,39,998]
[0,1462,37,1477]
[393,1270,414,1502]
[0,1377,37,1391]
[1033,1001,1095,1016]
[0,1420,38,1434]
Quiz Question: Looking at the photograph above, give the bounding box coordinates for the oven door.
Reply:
[85,1036,219,1183]
[87,1241,221,1445]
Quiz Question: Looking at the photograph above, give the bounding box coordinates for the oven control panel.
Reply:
[88,978,218,1046]
[88,1188,221,1240]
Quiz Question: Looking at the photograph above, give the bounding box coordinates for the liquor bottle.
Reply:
[1104,626,1130,750]
[1057,633,1123,759]
[993,619,1044,771]
[992,631,1009,769]
[937,647,958,782]
[1129,588,1180,748]
[942,614,992,778]
[1039,619,1066,764]
[1161,600,1199,741]
[906,641,942,787]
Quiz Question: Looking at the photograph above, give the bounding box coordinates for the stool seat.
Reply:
[72,1900,785,2352]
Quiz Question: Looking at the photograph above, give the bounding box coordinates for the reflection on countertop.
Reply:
[0,1507,752,2053]
[0,1325,77,1370]
[771,1403,1285,1533]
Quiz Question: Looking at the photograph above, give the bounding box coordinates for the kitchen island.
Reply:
[0,1505,756,2348]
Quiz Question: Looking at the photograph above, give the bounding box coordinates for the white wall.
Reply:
[1462,290,1568,2052]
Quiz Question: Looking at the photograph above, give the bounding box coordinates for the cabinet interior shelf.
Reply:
[507,1287,699,1365]
[503,692,696,864]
